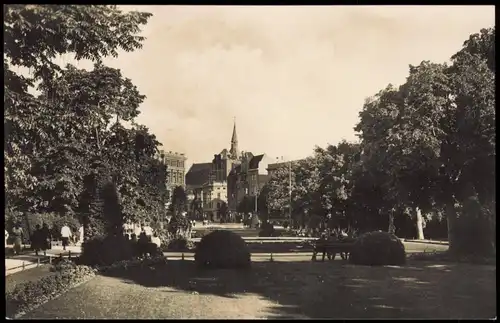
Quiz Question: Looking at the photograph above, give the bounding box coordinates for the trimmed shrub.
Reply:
[194,230,251,269]
[350,231,406,266]
[80,235,135,267]
[50,258,77,272]
[5,265,96,318]
[164,236,194,251]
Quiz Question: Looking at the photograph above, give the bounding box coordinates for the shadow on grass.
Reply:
[99,259,496,319]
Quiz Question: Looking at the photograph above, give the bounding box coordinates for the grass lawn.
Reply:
[23,259,495,319]
[5,265,54,294]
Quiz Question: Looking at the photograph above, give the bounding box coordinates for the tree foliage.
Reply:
[265,27,495,256]
[170,186,188,216]
[354,27,495,255]
[4,5,167,239]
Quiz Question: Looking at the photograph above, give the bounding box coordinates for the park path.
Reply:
[5,245,81,276]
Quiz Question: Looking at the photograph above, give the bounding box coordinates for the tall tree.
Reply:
[4,5,152,215]
[170,186,188,216]
[355,27,495,255]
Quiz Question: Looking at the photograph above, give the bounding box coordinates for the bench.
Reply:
[311,238,355,262]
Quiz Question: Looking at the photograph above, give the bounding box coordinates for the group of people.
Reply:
[5,222,84,256]
[123,224,163,257]
[124,223,161,246]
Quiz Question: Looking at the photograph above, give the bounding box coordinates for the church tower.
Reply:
[229,119,239,160]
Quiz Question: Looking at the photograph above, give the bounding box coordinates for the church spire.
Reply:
[229,118,239,159]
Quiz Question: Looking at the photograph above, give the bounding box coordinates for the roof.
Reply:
[249,154,264,170]
[185,163,212,187]
[187,163,212,173]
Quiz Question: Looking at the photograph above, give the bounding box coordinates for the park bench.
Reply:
[311,237,356,262]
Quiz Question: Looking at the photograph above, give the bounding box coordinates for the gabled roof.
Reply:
[186,163,212,187]
[188,162,212,173]
[249,154,264,170]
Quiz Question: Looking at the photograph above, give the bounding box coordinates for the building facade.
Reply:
[227,153,274,213]
[159,150,187,196]
[184,120,241,220]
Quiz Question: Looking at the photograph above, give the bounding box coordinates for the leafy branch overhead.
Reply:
[4,5,165,233]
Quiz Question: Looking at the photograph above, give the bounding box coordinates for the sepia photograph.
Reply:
[4,4,495,319]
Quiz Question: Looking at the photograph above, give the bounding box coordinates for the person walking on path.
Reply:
[11,223,24,255]
[5,229,9,247]
[31,224,43,256]
[41,223,51,253]
[78,226,84,245]
[60,223,72,251]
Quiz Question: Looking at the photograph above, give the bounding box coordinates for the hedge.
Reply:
[5,265,97,318]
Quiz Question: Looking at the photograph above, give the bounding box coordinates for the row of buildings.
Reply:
[184,121,291,220]
[159,121,298,220]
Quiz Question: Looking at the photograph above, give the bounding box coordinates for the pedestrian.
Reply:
[138,227,149,257]
[41,223,51,253]
[5,229,9,247]
[79,225,84,244]
[11,223,24,255]
[31,224,43,256]
[151,232,162,249]
[143,223,153,240]
[60,223,72,251]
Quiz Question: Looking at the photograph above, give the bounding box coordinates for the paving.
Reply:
[4,235,448,276]
[5,245,82,276]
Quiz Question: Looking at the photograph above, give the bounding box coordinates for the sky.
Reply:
[55,5,495,168]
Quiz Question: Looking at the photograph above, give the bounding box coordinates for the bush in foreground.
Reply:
[162,236,194,251]
[194,230,251,269]
[50,258,77,272]
[80,235,135,267]
[6,265,96,318]
[350,231,406,266]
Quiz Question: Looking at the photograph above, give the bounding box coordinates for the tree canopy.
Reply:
[4,5,167,237]
[265,27,495,255]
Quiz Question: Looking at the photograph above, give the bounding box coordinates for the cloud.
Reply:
[35,6,499,167]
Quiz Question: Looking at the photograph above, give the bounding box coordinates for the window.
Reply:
[217,193,221,199]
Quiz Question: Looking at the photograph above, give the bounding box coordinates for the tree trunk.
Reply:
[388,211,396,235]
[415,207,425,240]
[445,200,459,255]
